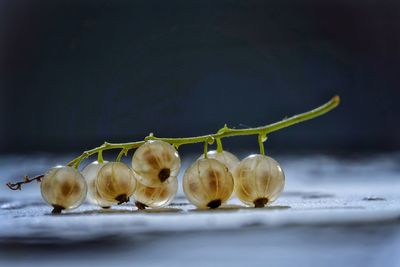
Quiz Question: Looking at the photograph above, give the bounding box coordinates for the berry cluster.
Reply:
[6,96,340,214]
[39,141,285,213]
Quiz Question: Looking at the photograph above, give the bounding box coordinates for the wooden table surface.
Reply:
[1,153,399,267]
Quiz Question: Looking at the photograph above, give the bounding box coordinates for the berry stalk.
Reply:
[7,95,340,191]
[67,95,340,168]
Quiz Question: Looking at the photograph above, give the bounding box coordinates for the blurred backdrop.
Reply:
[1,0,399,154]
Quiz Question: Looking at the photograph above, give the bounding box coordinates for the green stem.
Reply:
[258,134,265,155]
[216,138,223,153]
[204,141,209,159]
[67,96,340,168]
[116,148,128,162]
[97,150,104,163]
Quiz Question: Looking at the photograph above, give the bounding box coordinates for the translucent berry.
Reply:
[96,162,137,204]
[40,166,87,213]
[132,140,181,187]
[198,150,240,173]
[183,158,234,209]
[134,178,178,209]
[81,161,114,208]
[233,154,285,208]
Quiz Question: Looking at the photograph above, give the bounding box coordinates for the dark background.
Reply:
[1,0,399,154]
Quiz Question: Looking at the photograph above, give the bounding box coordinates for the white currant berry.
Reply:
[134,177,178,209]
[183,158,234,209]
[81,161,114,208]
[40,166,87,213]
[233,154,285,208]
[96,162,137,204]
[198,150,240,173]
[131,140,181,187]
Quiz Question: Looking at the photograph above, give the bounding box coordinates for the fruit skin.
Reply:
[96,162,137,204]
[81,161,114,208]
[197,150,240,174]
[131,140,181,187]
[233,154,285,208]
[40,166,87,211]
[183,158,234,209]
[133,177,178,208]
[198,150,240,199]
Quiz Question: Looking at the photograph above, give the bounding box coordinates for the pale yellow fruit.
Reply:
[96,162,137,204]
[81,161,114,208]
[132,140,181,187]
[133,178,178,208]
[40,166,87,213]
[197,150,240,174]
[233,154,285,208]
[183,158,234,209]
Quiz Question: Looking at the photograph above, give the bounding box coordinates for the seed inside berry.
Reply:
[207,199,222,209]
[253,198,268,208]
[158,168,171,182]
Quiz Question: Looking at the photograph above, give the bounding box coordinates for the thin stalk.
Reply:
[8,96,339,189]
[258,134,265,155]
[216,138,223,153]
[66,95,340,169]
[204,141,209,159]
[97,150,104,163]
